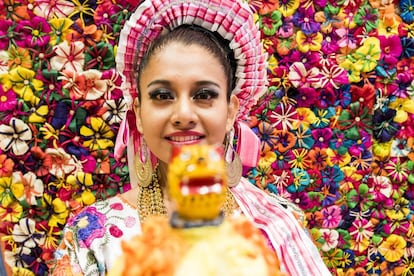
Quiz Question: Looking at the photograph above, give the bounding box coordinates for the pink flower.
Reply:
[109,225,123,238]
[321,205,342,228]
[110,202,124,211]
[318,64,349,90]
[378,35,402,59]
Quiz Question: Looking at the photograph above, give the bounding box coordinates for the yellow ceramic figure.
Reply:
[167,144,227,222]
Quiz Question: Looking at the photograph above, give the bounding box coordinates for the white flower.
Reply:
[103,99,128,124]
[15,172,44,205]
[319,228,339,252]
[45,148,77,178]
[50,40,85,72]
[33,0,75,20]
[0,50,9,74]
[12,218,45,248]
[0,118,32,156]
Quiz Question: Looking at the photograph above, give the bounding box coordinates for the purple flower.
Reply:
[70,207,106,248]
[373,108,400,142]
[312,127,333,148]
[292,7,321,35]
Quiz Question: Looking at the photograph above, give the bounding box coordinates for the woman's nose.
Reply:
[171,98,197,128]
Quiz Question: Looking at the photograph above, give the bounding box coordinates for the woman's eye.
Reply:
[193,89,219,100]
[149,90,174,100]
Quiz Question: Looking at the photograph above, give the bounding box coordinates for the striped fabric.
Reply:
[231,178,332,276]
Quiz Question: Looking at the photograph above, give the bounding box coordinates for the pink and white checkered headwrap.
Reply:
[115,0,267,167]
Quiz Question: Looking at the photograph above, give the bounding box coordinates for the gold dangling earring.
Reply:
[135,139,153,187]
[225,130,242,188]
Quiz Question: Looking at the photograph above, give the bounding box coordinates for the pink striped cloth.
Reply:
[231,178,332,276]
[114,0,267,168]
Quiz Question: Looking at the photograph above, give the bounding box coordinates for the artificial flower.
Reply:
[277,0,299,17]
[353,37,381,73]
[4,66,43,103]
[384,157,409,183]
[12,218,45,249]
[292,7,320,35]
[269,103,298,133]
[372,108,400,142]
[20,16,51,48]
[41,194,69,228]
[84,42,115,70]
[32,0,75,20]
[50,40,85,72]
[44,147,77,178]
[400,37,414,58]
[288,61,321,88]
[0,154,14,177]
[0,19,25,50]
[321,205,342,228]
[318,229,339,251]
[258,10,282,36]
[0,201,23,223]
[18,171,44,206]
[379,234,407,262]
[296,30,323,52]
[48,17,74,45]
[80,116,114,151]
[400,0,414,24]
[7,46,32,69]
[68,18,102,46]
[0,118,32,156]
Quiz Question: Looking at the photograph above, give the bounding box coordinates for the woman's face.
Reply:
[135,42,239,164]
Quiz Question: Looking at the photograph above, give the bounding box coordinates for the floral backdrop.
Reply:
[0,0,413,275]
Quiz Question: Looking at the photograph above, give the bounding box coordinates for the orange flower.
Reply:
[0,154,14,177]
[308,147,328,171]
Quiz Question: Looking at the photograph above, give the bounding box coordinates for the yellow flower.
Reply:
[7,47,32,70]
[76,190,96,206]
[42,194,69,227]
[353,37,381,72]
[0,201,23,223]
[292,107,316,130]
[267,54,278,73]
[385,197,410,220]
[4,66,43,104]
[388,98,414,123]
[278,0,300,17]
[339,166,362,192]
[296,31,323,53]
[258,151,276,168]
[49,17,74,45]
[378,234,406,262]
[377,17,401,37]
[28,104,49,123]
[326,148,351,167]
[80,117,115,150]
[372,140,392,159]
[338,59,361,83]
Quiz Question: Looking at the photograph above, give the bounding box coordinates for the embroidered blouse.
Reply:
[50,178,331,276]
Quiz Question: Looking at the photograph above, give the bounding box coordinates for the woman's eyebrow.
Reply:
[147,80,221,88]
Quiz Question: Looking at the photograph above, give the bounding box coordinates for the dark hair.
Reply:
[137,25,237,101]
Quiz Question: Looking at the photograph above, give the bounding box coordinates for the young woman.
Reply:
[51,1,331,275]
